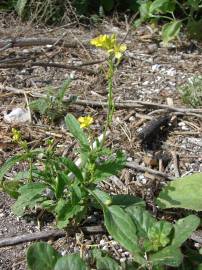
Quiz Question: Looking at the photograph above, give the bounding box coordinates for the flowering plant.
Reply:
[90,34,127,60]
[78,116,93,128]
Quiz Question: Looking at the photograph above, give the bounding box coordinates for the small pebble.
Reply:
[102,245,109,251]
[99,239,106,246]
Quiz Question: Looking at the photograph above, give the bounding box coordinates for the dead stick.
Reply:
[1,86,202,115]
[126,162,174,180]
[74,100,202,115]
[0,225,104,248]
[0,62,97,75]
[0,37,88,49]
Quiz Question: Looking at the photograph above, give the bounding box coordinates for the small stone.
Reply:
[61,250,67,256]
[147,44,158,53]
[102,245,109,251]
[99,239,105,246]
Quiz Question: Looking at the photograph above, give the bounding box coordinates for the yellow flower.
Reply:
[90,34,116,50]
[113,44,127,60]
[11,128,28,149]
[78,116,93,128]
[90,34,127,60]
[12,128,21,143]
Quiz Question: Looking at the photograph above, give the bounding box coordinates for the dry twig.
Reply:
[0,226,104,248]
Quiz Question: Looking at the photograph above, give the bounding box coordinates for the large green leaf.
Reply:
[150,246,183,267]
[146,221,173,252]
[55,199,85,228]
[89,188,112,206]
[0,154,27,182]
[96,255,120,270]
[139,1,152,20]
[54,254,87,270]
[126,206,155,238]
[94,151,126,182]
[156,173,202,211]
[150,0,175,14]
[162,20,182,44]
[92,249,120,270]
[59,157,84,182]
[103,205,145,264]
[111,194,145,209]
[65,114,90,163]
[172,215,200,247]
[27,242,60,270]
[65,114,90,150]
[12,183,47,216]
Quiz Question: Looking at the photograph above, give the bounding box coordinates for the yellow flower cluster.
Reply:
[78,116,93,128]
[12,128,22,143]
[90,34,127,60]
[12,128,27,149]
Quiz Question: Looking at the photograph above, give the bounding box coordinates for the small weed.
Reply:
[178,76,202,108]
[30,77,76,123]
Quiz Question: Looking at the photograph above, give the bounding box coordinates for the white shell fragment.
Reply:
[3,108,30,124]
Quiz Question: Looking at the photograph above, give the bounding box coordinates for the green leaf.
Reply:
[100,0,114,12]
[12,183,47,216]
[59,157,84,181]
[15,0,28,17]
[55,174,66,199]
[30,98,48,115]
[172,215,200,247]
[94,151,126,182]
[187,0,200,9]
[65,114,90,161]
[27,242,60,270]
[156,173,202,211]
[139,2,152,20]
[126,205,156,238]
[55,199,85,228]
[96,255,120,270]
[162,20,182,44]
[150,0,175,14]
[92,248,120,270]
[2,180,22,199]
[89,188,112,206]
[0,154,27,182]
[54,254,87,270]
[56,78,72,104]
[103,205,145,264]
[111,194,145,209]
[13,170,39,181]
[150,246,183,267]
[133,18,143,28]
[146,221,173,251]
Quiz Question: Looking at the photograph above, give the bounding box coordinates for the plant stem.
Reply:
[29,157,33,183]
[102,59,115,147]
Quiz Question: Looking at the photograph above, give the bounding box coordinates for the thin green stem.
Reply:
[29,157,33,183]
[150,14,173,21]
[102,59,115,147]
